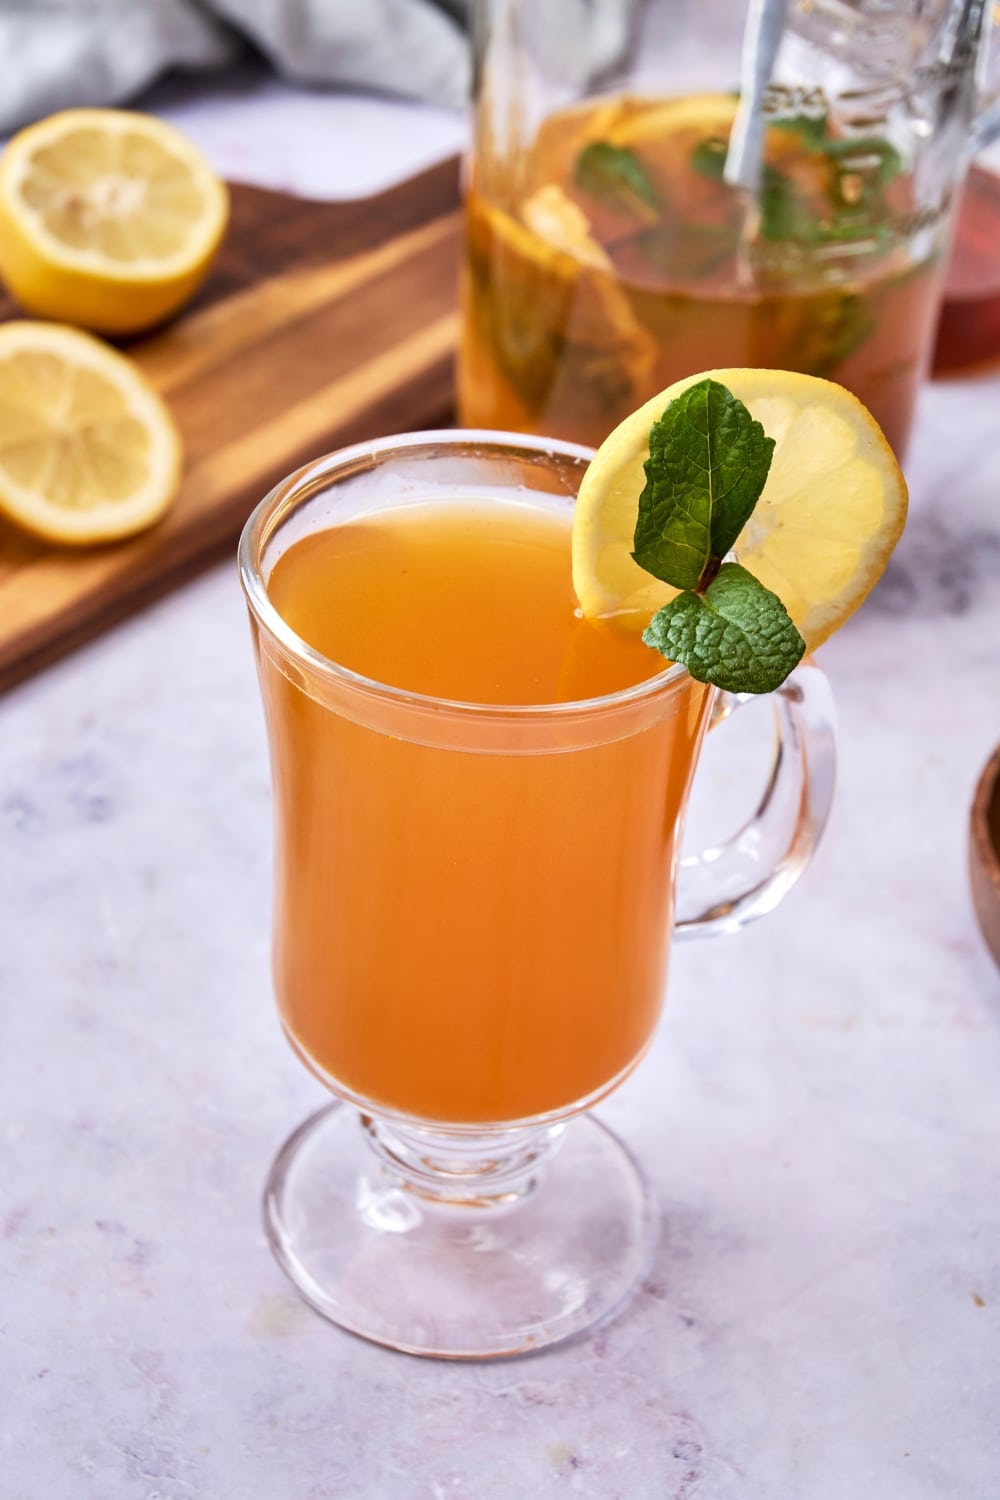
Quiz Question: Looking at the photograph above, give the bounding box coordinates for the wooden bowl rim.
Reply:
[971,744,1000,879]
[970,742,1000,966]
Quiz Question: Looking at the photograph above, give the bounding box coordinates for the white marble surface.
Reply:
[3,74,1000,1500]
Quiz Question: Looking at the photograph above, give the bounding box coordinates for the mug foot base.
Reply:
[263,1102,653,1359]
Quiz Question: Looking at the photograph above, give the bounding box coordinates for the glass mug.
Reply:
[458,0,1000,458]
[239,431,836,1359]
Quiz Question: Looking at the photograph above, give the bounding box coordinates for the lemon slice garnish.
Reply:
[572,367,908,649]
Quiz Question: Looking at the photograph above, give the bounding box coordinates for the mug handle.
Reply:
[674,657,837,940]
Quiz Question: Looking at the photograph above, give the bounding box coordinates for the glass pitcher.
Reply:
[458,0,1000,457]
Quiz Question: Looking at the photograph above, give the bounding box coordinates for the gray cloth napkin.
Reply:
[0,0,637,133]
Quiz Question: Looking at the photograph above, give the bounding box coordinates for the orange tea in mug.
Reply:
[260,494,712,1124]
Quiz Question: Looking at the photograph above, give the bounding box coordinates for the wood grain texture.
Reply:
[0,155,462,693]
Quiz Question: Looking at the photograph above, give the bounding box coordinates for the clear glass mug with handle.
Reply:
[239,429,836,1360]
[458,0,1000,459]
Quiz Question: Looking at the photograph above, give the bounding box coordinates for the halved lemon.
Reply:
[572,368,908,650]
[0,320,182,544]
[0,109,229,333]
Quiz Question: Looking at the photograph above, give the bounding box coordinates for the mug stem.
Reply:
[262,1101,653,1358]
[360,1114,566,1208]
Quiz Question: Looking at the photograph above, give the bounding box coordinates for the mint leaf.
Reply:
[689,125,899,249]
[690,133,824,245]
[642,563,805,694]
[759,165,819,243]
[824,136,901,186]
[631,379,775,590]
[575,142,659,214]
[690,136,728,182]
[770,113,829,148]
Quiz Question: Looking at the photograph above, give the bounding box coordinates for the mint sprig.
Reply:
[635,380,805,695]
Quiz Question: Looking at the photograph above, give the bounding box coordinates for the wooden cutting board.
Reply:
[0,155,463,693]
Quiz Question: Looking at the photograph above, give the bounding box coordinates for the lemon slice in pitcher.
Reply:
[571,368,907,649]
[0,321,181,544]
[0,109,228,333]
[608,92,739,147]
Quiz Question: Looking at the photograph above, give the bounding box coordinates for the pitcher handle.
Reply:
[675,657,837,940]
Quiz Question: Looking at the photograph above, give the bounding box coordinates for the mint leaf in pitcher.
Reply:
[643,564,805,694]
[689,119,901,251]
[690,135,729,182]
[631,379,775,590]
[770,113,830,149]
[574,142,659,216]
[824,135,902,188]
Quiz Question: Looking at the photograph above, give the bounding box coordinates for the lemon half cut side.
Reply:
[0,108,229,333]
[0,320,182,545]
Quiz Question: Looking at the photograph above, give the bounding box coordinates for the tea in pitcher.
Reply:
[459,93,944,455]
